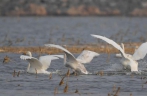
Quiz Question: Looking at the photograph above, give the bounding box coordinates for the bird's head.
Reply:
[22,51,32,57]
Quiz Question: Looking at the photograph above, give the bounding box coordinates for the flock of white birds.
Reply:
[20,34,147,75]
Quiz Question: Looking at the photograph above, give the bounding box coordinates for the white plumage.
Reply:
[20,51,63,74]
[115,42,147,61]
[91,34,138,72]
[45,44,99,74]
[76,50,99,64]
[132,42,147,60]
[115,43,133,58]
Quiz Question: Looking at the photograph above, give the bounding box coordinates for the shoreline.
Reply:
[0,43,141,54]
[1,0,147,17]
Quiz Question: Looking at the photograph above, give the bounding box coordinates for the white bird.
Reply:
[45,44,99,74]
[115,43,133,58]
[76,50,99,64]
[91,34,138,72]
[20,51,63,74]
[115,42,147,61]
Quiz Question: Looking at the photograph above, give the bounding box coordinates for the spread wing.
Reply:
[45,44,88,74]
[91,34,127,58]
[76,50,99,64]
[39,55,63,70]
[20,55,42,70]
[45,44,77,61]
[133,42,147,60]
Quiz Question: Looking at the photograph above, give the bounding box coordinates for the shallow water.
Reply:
[0,17,147,96]
[0,53,147,96]
[0,17,147,46]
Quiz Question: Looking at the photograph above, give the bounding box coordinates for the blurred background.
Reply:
[0,0,147,46]
[1,0,147,16]
[0,1,147,96]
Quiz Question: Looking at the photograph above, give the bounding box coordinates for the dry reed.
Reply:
[66,69,70,77]
[59,77,65,86]
[114,87,120,96]
[17,71,20,77]
[54,87,58,96]
[63,83,68,93]
[3,55,10,63]
[75,89,79,93]
[35,68,37,78]
[49,73,52,79]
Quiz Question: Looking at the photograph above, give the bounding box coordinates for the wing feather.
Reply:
[45,44,77,61]
[133,42,147,60]
[76,50,99,64]
[20,55,42,70]
[91,34,127,58]
[45,44,88,74]
[39,55,63,70]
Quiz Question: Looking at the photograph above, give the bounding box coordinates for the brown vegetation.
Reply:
[0,43,141,54]
[1,0,147,16]
[6,4,47,16]
[67,5,120,16]
[130,7,147,16]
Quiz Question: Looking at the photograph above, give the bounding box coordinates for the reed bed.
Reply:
[0,43,141,54]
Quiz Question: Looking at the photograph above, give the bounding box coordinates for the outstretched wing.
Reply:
[91,34,127,58]
[20,55,42,70]
[133,42,147,60]
[45,44,74,56]
[76,50,99,64]
[45,44,76,60]
[45,44,88,74]
[39,55,63,70]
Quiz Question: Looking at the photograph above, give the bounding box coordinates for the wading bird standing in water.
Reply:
[45,44,99,75]
[20,51,63,74]
[91,34,139,72]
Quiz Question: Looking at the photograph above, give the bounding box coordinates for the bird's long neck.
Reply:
[28,52,32,57]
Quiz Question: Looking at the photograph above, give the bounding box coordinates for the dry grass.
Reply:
[63,83,68,93]
[66,69,70,77]
[49,73,52,80]
[17,71,20,77]
[114,87,121,96]
[59,77,65,86]
[3,55,10,63]
[0,43,141,54]
[13,70,16,77]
